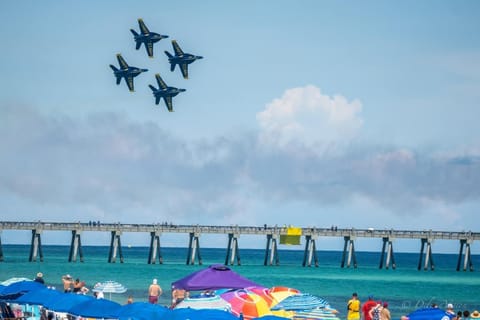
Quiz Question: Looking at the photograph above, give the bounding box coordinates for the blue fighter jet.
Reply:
[149,73,186,112]
[164,40,203,79]
[130,18,169,58]
[109,54,148,92]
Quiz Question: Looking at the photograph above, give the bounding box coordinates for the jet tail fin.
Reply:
[109,64,118,72]
[130,29,139,37]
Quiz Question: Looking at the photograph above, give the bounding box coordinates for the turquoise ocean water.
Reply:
[1,245,479,319]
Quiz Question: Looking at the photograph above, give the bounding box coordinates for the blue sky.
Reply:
[1,1,479,253]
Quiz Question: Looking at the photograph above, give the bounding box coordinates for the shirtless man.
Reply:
[148,279,162,304]
[171,288,187,308]
[62,274,73,293]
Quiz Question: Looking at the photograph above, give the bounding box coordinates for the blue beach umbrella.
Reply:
[270,293,330,311]
[43,293,93,312]
[407,307,453,320]
[117,302,171,320]
[14,288,63,306]
[0,281,45,300]
[68,298,122,318]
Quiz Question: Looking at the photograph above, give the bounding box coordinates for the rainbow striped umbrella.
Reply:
[221,289,273,320]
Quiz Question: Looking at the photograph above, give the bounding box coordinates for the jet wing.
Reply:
[180,63,189,79]
[138,18,150,35]
[164,96,174,112]
[172,40,184,56]
[155,74,168,90]
[126,77,134,92]
[117,54,129,70]
[146,42,154,57]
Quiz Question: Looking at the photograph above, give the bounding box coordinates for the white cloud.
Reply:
[1,100,480,242]
[256,85,363,152]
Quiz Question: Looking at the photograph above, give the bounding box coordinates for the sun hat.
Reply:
[37,272,43,278]
[471,310,480,319]
[447,303,454,309]
[153,278,157,284]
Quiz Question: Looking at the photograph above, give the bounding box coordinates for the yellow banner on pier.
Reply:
[280,227,302,245]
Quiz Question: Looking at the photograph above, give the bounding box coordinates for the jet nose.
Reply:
[142,68,149,72]
[197,56,204,59]
[179,88,186,92]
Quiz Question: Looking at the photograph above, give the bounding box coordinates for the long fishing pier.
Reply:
[0,221,477,271]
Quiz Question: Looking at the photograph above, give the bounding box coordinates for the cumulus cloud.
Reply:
[256,85,363,153]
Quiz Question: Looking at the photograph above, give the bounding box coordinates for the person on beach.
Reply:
[368,302,383,320]
[381,302,391,320]
[73,278,85,293]
[347,292,361,320]
[362,295,377,320]
[62,274,73,293]
[34,272,45,284]
[171,287,188,308]
[148,278,162,304]
[446,304,456,318]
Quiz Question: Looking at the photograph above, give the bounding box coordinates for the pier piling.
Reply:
[29,229,43,262]
[302,235,319,267]
[108,230,124,263]
[264,234,279,266]
[186,232,202,265]
[456,239,474,271]
[148,231,163,264]
[68,230,84,262]
[225,233,241,265]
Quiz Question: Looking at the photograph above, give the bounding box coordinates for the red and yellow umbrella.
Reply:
[221,289,273,320]
[267,286,301,306]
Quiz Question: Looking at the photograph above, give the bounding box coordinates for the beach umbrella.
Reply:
[171,308,240,320]
[246,287,294,318]
[253,316,292,320]
[407,307,452,320]
[0,281,45,300]
[172,264,261,291]
[221,289,273,320]
[293,308,340,320]
[93,280,127,299]
[14,287,62,306]
[1,278,32,286]
[270,293,330,311]
[175,295,232,311]
[246,287,275,306]
[267,287,300,305]
[118,302,171,320]
[43,293,93,312]
[68,297,122,318]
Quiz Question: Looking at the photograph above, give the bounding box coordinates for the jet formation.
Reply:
[110,18,202,111]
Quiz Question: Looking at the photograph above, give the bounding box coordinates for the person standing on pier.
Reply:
[148,278,162,304]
